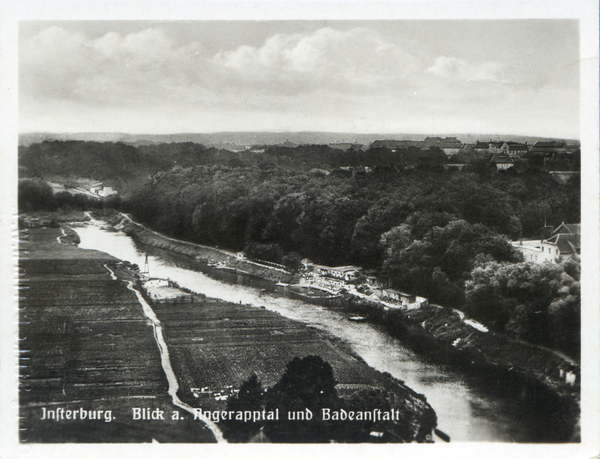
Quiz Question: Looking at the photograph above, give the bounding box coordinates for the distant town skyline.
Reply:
[19,20,580,139]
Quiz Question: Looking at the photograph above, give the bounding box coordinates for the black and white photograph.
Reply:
[1,1,599,458]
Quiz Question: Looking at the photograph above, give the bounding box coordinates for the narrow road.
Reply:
[123,279,226,443]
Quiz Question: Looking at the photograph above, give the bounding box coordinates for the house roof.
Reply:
[529,141,568,154]
[383,288,414,296]
[552,222,580,236]
[371,140,424,149]
[490,154,513,164]
[507,143,528,151]
[313,264,361,273]
[532,141,567,148]
[439,141,462,149]
[546,233,580,255]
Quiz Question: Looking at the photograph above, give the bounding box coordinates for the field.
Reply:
[19,226,216,443]
[154,299,385,395]
[147,292,436,442]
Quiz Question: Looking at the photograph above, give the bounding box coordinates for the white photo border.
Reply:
[1,1,598,458]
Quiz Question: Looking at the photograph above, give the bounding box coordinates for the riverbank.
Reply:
[339,295,580,441]
[97,210,580,442]
[105,211,295,284]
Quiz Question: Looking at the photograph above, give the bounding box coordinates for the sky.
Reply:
[19,20,580,138]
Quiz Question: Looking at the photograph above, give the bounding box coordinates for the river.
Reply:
[74,219,559,442]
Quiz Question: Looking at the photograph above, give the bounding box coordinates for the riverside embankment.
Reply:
[340,295,580,440]
[85,211,580,442]
[110,212,295,283]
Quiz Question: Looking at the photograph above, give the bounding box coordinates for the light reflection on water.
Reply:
[75,222,547,442]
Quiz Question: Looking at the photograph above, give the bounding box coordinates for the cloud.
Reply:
[20,26,207,104]
[212,27,418,91]
[21,25,422,107]
[427,56,510,84]
[18,23,579,138]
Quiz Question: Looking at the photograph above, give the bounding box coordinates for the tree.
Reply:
[264,355,343,442]
[18,179,55,212]
[282,252,303,272]
[465,259,581,358]
[222,374,265,442]
[380,219,520,307]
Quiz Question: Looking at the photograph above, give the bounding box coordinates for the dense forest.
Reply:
[18,140,581,358]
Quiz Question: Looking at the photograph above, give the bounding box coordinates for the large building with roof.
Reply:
[512,222,580,263]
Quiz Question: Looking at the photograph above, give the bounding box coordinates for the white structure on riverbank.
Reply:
[512,222,580,264]
[300,259,428,309]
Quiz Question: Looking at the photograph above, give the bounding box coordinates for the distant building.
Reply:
[474,141,490,154]
[329,143,364,151]
[474,141,528,157]
[376,288,428,309]
[553,222,580,235]
[490,154,514,170]
[370,140,425,151]
[423,137,442,146]
[488,142,508,154]
[506,142,529,157]
[437,138,463,156]
[529,141,568,155]
[309,264,362,283]
[542,232,580,260]
[97,185,116,197]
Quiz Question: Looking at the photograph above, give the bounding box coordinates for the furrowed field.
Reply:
[152,298,390,401]
[19,227,216,443]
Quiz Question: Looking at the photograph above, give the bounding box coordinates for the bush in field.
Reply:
[223,356,345,443]
[281,252,303,272]
[223,355,430,443]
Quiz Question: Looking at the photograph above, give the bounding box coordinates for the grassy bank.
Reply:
[105,212,294,283]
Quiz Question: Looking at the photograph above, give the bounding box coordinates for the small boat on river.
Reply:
[348,314,367,322]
